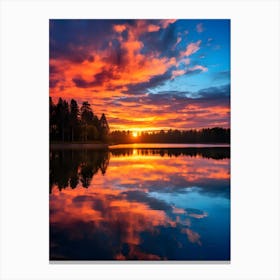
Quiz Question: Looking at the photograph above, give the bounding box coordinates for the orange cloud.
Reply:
[147,24,161,32]
[113,24,126,33]
[50,20,179,102]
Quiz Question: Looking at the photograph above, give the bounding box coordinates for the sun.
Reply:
[132,131,138,138]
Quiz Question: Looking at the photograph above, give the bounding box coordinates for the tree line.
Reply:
[50,97,109,142]
[50,97,230,144]
[110,127,230,144]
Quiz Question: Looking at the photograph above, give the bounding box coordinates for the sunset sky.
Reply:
[50,19,230,131]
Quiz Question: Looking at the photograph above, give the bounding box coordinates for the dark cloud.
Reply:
[51,41,91,63]
[88,55,95,62]
[123,71,173,95]
[50,19,131,63]
[49,64,59,74]
[72,195,93,203]
[93,68,117,86]
[105,85,125,92]
[72,68,119,88]
[103,39,128,68]
[140,20,179,58]
[50,19,180,67]
[117,177,229,199]
[197,84,229,97]
[49,79,59,88]
[118,84,229,110]
[72,77,92,88]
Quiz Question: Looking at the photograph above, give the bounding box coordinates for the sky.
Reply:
[50,19,230,131]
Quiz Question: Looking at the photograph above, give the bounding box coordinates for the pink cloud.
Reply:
[160,19,177,29]
[172,207,186,214]
[188,65,208,72]
[171,64,207,80]
[182,228,202,246]
[188,212,208,219]
[171,69,186,80]
[176,37,182,45]
[181,40,201,57]
[181,58,190,65]
[172,37,182,50]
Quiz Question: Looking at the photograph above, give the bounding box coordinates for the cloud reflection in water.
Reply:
[50,147,230,260]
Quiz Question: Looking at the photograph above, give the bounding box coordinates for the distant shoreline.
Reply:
[50,142,230,150]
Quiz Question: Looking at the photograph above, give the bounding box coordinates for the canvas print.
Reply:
[49,19,230,261]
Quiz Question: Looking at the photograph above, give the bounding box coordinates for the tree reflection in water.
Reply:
[49,147,230,260]
[50,149,110,192]
[50,147,229,193]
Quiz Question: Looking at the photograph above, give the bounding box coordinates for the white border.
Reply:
[0,0,279,279]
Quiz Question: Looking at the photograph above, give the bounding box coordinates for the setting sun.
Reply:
[132,131,138,138]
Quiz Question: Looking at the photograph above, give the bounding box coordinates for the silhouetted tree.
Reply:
[69,99,80,141]
[99,113,110,142]
[81,101,94,141]
[50,97,113,143]
[55,98,70,142]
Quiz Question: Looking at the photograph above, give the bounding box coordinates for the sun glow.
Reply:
[132,131,138,138]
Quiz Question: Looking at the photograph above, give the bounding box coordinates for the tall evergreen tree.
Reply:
[70,99,80,141]
[81,101,94,141]
[99,113,109,142]
[56,98,70,142]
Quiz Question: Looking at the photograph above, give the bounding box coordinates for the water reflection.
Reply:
[50,149,110,192]
[111,147,230,159]
[50,147,230,260]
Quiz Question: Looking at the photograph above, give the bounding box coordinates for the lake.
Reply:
[49,145,230,261]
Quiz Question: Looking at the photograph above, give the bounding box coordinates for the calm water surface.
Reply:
[50,146,230,260]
